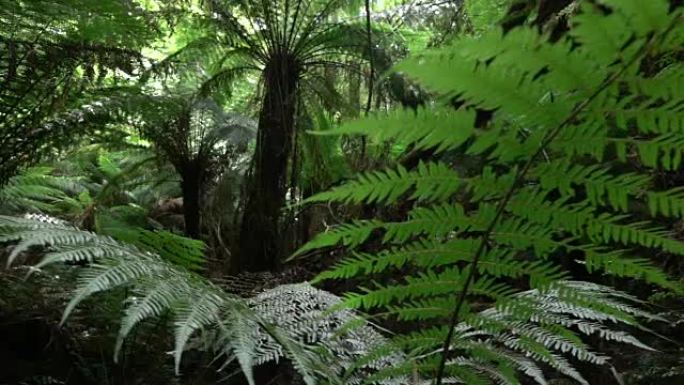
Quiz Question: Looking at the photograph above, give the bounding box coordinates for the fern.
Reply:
[304,161,465,205]
[298,1,683,384]
[1,214,668,385]
[104,227,206,271]
[0,167,82,214]
[0,215,411,384]
[0,215,332,384]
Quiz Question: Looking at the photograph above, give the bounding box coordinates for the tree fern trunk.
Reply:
[180,162,202,239]
[237,54,299,273]
[347,61,361,118]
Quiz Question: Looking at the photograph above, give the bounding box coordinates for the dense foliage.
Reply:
[1,1,682,385]
[296,1,684,383]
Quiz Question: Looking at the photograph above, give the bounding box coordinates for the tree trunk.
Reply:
[180,161,203,239]
[347,61,361,118]
[237,55,299,273]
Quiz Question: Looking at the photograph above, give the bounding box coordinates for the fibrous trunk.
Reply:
[347,61,361,118]
[180,160,203,239]
[237,54,298,272]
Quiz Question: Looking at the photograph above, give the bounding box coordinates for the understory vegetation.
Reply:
[1,1,683,385]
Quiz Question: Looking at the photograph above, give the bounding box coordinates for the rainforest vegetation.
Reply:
[1,0,683,384]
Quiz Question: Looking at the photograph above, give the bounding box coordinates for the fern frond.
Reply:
[292,220,383,258]
[320,108,476,154]
[172,289,225,372]
[0,168,82,214]
[647,186,684,218]
[313,238,477,283]
[106,227,207,271]
[379,282,658,385]
[114,278,185,358]
[382,203,470,243]
[0,216,435,384]
[305,162,464,205]
[295,2,682,384]
[531,161,650,211]
[0,216,339,383]
[508,192,684,282]
[396,33,574,128]
[584,250,681,293]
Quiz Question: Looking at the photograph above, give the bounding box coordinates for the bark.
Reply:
[347,61,361,118]
[180,160,203,239]
[237,54,299,273]
[364,0,374,117]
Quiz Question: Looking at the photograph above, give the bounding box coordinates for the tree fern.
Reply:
[0,154,207,270]
[0,0,160,184]
[296,1,683,383]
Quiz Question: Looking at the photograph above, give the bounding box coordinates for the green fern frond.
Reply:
[381,282,658,385]
[295,1,682,384]
[0,168,82,214]
[314,239,475,282]
[319,108,476,154]
[292,220,383,258]
[382,203,470,243]
[584,250,681,293]
[105,227,207,271]
[531,161,651,211]
[508,191,684,259]
[305,161,464,205]
[396,34,574,128]
[647,187,684,218]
